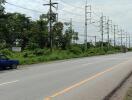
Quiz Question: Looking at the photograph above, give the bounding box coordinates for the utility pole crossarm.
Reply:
[43,0,58,52]
[43,4,50,6]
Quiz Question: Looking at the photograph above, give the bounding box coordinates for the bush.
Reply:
[0,46,121,65]
[26,42,39,50]
[33,48,50,56]
[84,48,105,56]
[69,46,82,55]
[128,48,132,51]
[0,43,6,49]
[114,46,121,50]
[22,50,34,58]
[106,51,115,54]
[0,49,12,56]
[23,52,28,58]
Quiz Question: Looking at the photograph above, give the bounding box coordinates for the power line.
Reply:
[6,1,131,48]
[58,0,104,21]
[6,2,43,13]
[42,0,85,16]
[6,1,84,22]
[58,9,84,16]
[59,0,84,10]
[6,1,102,27]
[58,18,84,23]
[7,1,84,18]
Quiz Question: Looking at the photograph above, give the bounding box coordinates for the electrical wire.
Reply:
[6,2,43,13]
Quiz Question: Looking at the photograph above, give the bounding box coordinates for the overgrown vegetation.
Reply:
[124,87,132,100]
[0,45,122,65]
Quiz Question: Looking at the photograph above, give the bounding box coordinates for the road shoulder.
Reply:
[110,73,132,100]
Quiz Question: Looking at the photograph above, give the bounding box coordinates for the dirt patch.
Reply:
[110,75,132,100]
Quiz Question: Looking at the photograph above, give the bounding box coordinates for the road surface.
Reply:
[0,52,132,100]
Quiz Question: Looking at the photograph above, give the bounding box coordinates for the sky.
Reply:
[4,0,132,44]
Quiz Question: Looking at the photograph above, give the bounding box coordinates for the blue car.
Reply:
[0,54,19,69]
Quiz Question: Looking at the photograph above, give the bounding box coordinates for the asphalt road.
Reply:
[0,52,132,100]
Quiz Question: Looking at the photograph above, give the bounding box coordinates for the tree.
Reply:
[0,13,31,48]
[0,6,80,51]
[64,27,73,48]
[53,22,64,48]
[0,0,5,15]
[72,32,79,44]
[27,16,49,49]
[0,0,6,45]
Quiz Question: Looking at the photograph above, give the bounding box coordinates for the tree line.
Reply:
[0,0,79,50]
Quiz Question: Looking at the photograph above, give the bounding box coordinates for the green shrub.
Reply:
[106,51,115,54]
[128,48,132,51]
[33,48,50,56]
[23,52,28,58]
[22,50,34,58]
[69,46,82,55]
[33,49,44,56]
[0,43,6,49]
[84,48,106,56]
[26,42,39,50]
[0,46,120,65]
[0,49,12,56]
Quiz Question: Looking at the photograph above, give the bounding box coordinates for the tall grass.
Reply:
[0,47,122,65]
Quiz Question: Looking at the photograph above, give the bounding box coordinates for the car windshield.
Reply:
[0,55,8,60]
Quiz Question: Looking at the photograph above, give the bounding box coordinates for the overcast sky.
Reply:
[4,0,132,43]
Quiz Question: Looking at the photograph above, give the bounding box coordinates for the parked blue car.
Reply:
[0,54,19,69]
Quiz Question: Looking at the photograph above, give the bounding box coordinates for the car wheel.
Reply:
[11,64,17,69]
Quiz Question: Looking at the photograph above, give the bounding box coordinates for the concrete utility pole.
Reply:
[43,0,58,52]
[70,18,74,43]
[120,30,123,47]
[70,18,73,33]
[100,13,104,49]
[106,18,112,49]
[118,29,126,51]
[129,34,131,48]
[126,33,128,48]
[84,1,88,50]
[95,36,97,46]
[113,25,117,47]
[84,0,91,50]
[106,18,111,49]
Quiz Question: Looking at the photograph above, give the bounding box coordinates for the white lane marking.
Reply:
[0,80,19,86]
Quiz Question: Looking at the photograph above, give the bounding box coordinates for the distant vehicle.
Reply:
[122,47,127,53]
[0,54,19,69]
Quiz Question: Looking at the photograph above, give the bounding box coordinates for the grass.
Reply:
[0,47,121,65]
[124,87,132,100]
